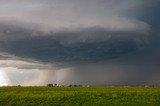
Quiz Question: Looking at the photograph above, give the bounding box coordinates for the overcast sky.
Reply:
[0,0,160,86]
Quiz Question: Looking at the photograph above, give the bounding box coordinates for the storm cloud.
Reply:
[0,0,160,86]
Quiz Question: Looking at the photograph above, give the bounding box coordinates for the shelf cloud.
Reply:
[0,0,160,86]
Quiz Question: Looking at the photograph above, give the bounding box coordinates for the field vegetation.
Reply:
[0,86,160,106]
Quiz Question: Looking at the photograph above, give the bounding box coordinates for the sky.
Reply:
[0,0,160,86]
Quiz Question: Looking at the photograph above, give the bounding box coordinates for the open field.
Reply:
[0,86,160,106]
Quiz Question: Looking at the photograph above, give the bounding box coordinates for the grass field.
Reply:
[0,86,160,106]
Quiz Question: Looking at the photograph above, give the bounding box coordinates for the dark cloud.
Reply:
[0,0,160,86]
[0,22,148,63]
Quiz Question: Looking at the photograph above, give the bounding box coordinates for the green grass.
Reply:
[0,86,160,106]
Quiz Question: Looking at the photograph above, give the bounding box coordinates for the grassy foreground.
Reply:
[0,86,160,106]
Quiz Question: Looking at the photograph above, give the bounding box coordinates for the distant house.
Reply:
[47,84,58,87]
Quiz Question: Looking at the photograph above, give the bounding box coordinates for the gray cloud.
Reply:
[0,0,151,32]
[0,0,160,86]
[0,22,148,63]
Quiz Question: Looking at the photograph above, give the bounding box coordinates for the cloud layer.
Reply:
[0,0,160,86]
